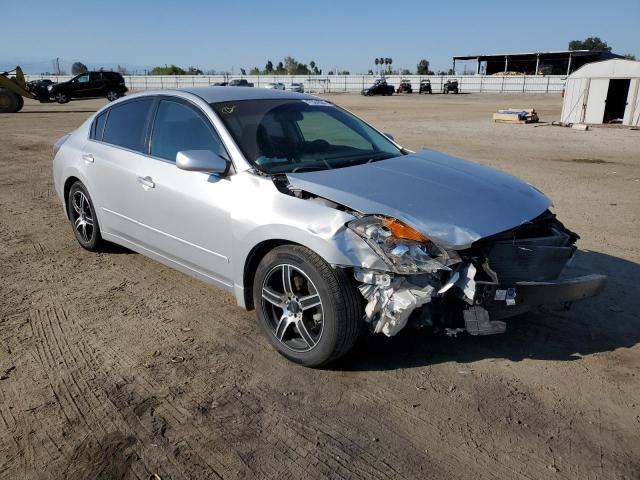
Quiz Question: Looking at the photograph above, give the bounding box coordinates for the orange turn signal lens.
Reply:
[383,218,430,243]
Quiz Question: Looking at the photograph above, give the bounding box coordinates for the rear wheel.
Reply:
[253,245,361,367]
[0,88,21,113]
[67,181,103,251]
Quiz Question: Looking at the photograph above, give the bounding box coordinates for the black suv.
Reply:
[48,71,128,104]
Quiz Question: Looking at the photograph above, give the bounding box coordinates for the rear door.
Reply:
[84,97,156,239]
[124,97,234,285]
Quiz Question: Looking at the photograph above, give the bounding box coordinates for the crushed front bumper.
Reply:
[484,274,607,321]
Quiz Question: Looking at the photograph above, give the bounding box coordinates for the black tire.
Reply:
[54,91,70,104]
[0,88,21,113]
[67,181,103,251]
[106,90,120,102]
[16,94,24,112]
[253,245,361,367]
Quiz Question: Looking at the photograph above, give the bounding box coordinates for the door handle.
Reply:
[82,153,94,163]
[137,176,155,188]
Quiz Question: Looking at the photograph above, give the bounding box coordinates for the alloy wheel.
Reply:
[107,91,119,101]
[261,264,324,352]
[70,190,94,243]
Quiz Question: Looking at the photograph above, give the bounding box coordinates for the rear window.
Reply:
[91,111,108,141]
[102,98,154,152]
[102,72,123,81]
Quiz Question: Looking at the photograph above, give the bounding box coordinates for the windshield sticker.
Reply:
[221,105,236,114]
[301,100,332,107]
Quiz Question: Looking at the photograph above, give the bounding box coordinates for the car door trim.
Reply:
[102,207,229,262]
[103,231,233,288]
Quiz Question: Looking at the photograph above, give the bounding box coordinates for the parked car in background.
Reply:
[213,81,228,86]
[288,83,304,93]
[419,79,432,94]
[47,71,127,104]
[396,80,412,94]
[264,82,286,90]
[361,78,394,96]
[228,79,254,87]
[52,87,606,367]
[26,78,55,101]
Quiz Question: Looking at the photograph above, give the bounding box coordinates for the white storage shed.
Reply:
[560,59,640,126]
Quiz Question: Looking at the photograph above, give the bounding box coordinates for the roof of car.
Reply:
[179,86,315,103]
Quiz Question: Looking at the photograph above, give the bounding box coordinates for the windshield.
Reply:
[211,99,402,173]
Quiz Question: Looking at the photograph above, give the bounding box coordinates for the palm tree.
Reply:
[388,57,393,74]
[374,58,379,74]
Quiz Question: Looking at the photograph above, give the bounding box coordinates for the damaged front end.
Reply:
[349,211,607,338]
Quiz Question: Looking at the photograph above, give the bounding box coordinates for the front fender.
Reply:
[228,173,388,306]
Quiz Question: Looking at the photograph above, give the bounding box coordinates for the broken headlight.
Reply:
[348,216,449,274]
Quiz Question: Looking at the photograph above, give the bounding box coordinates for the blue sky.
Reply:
[4,0,639,74]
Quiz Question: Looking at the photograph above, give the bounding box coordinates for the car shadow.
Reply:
[333,249,640,371]
[99,243,135,254]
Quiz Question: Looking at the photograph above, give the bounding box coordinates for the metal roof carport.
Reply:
[560,59,640,126]
[453,50,622,76]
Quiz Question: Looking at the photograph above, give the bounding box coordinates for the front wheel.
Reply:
[106,90,120,101]
[54,92,70,104]
[0,88,21,113]
[253,245,361,367]
[67,181,103,251]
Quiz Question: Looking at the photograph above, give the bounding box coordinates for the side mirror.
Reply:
[383,133,395,141]
[176,150,229,175]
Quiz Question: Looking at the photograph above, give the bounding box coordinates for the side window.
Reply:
[150,100,227,162]
[102,99,154,152]
[91,111,108,141]
[76,74,90,83]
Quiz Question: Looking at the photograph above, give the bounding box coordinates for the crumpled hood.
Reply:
[286,149,551,249]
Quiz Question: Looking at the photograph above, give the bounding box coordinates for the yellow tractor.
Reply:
[0,66,39,113]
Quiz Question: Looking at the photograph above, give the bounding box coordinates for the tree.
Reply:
[265,60,274,72]
[416,59,430,75]
[150,64,187,75]
[623,53,636,60]
[276,61,285,73]
[71,62,88,75]
[309,60,316,72]
[568,37,612,52]
[401,69,411,75]
[374,58,379,73]
[250,67,260,75]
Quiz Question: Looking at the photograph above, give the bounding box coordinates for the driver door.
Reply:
[126,97,234,286]
[70,73,92,98]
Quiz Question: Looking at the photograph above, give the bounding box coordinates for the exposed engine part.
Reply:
[463,306,506,335]
[359,278,434,336]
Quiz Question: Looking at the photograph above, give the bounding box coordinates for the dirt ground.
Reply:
[1,93,639,480]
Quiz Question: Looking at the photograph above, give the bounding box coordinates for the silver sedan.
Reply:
[52,87,606,366]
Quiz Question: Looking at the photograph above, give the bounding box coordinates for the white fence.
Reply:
[25,74,566,94]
